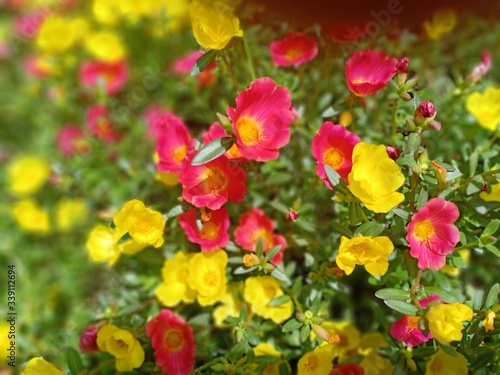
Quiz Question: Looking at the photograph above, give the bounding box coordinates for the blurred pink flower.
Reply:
[79,60,128,95]
[269,31,318,67]
[86,105,119,144]
[57,125,90,156]
[179,207,230,251]
[14,9,46,39]
[469,51,492,84]
[171,50,216,86]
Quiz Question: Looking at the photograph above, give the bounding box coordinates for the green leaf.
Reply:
[375,288,411,301]
[412,347,437,359]
[405,133,421,153]
[484,283,499,308]
[437,341,458,357]
[483,220,499,236]
[255,237,264,258]
[191,49,218,76]
[67,347,84,375]
[271,268,290,283]
[229,341,249,362]
[264,245,282,263]
[471,333,486,348]
[354,222,385,237]
[300,325,311,342]
[242,329,259,345]
[191,137,234,166]
[466,175,485,195]
[324,165,349,193]
[469,347,496,370]
[469,151,479,177]
[292,278,302,297]
[397,154,418,168]
[423,286,457,303]
[165,205,185,219]
[269,294,291,306]
[279,362,291,375]
[484,244,500,257]
[234,266,258,275]
[384,299,419,315]
[330,222,354,238]
[348,202,364,225]
[224,316,240,325]
[239,304,248,322]
[416,186,429,210]
[282,319,303,332]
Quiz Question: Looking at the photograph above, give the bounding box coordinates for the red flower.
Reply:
[79,325,100,352]
[86,105,119,144]
[155,113,194,173]
[79,60,128,95]
[311,122,360,189]
[171,50,216,86]
[269,32,318,67]
[321,21,366,43]
[146,309,196,375]
[202,122,245,162]
[345,49,398,96]
[234,208,286,265]
[227,77,293,161]
[330,362,364,375]
[57,125,90,156]
[178,207,230,251]
[179,151,247,210]
[390,315,432,347]
[406,198,460,270]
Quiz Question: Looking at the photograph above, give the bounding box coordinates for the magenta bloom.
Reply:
[57,125,90,156]
[171,50,216,86]
[79,325,100,352]
[227,77,293,162]
[79,60,128,95]
[345,49,398,96]
[14,9,46,39]
[234,208,286,265]
[202,122,245,162]
[146,309,196,375]
[178,207,230,251]
[179,151,247,210]
[390,315,432,347]
[86,105,119,144]
[406,198,460,270]
[311,121,360,189]
[155,114,194,173]
[269,32,318,67]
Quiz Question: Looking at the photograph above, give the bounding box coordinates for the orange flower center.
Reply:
[251,229,274,249]
[303,355,319,371]
[285,46,304,61]
[413,219,435,241]
[323,147,345,169]
[200,222,218,239]
[336,334,348,347]
[350,243,367,260]
[172,145,188,164]
[205,166,228,193]
[236,116,262,146]
[203,270,220,286]
[97,118,113,135]
[264,286,277,300]
[407,315,421,330]
[163,329,184,352]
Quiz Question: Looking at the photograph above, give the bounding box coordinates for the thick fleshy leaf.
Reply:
[191,137,234,166]
[191,49,218,76]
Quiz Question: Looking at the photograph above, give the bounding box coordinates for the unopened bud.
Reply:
[243,253,259,267]
[286,210,299,221]
[430,161,447,184]
[326,266,344,279]
[412,165,424,175]
[386,146,402,160]
[400,92,412,101]
[79,325,100,352]
[414,101,436,125]
[211,364,226,372]
[311,316,324,325]
[428,120,441,131]
[296,312,305,322]
[418,149,429,165]
[263,263,276,273]
[406,119,416,131]
[216,112,232,128]
[396,57,409,85]
[304,310,314,320]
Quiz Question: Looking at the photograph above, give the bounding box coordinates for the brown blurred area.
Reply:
[243,0,500,29]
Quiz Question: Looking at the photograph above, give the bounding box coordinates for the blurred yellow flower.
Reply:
[188,249,227,306]
[297,346,335,375]
[339,110,353,127]
[358,332,394,375]
[213,284,243,327]
[36,16,80,54]
[243,276,293,324]
[423,9,457,40]
[336,235,394,276]
[21,357,64,375]
[483,310,496,332]
[97,324,145,372]
[312,321,360,361]
[86,224,121,265]
[155,251,197,307]
[189,0,243,50]
[348,142,405,213]
[425,348,467,375]
[156,171,179,186]
[113,199,166,248]
[8,156,50,196]
[12,199,50,233]
[440,249,470,277]
[426,303,473,342]
[55,198,88,231]
[92,0,121,24]
[253,343,282,375]
[466,87,500,132]
[86,31,126,63]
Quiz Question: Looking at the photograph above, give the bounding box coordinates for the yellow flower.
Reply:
[92,0,121,24]
[440,249,470,277]
[114,199,166,248]
[36,16,79,54]
[155,251,197,307]
[297,346,335,375]
[97,324,145,372]
[358,332,394,375]
[339,110,353,127]
[425,348,467,375]
[423,9,457,40]
[12,199,50,233]
[55,198,88,231]
[156,171,179,186]
[1,323,11,364]
[483,310,496,332]
[311,321,360,361]
[348,142,405,213]
[336,235,394,276]
[243,276,293,324]
[86,225,121,265]
[8,156,50,196]
[254,343,282,375]
[466,87,500,131]
[188,249,227,306]
[213,284,243,327]
[426,303,473,342]
[21,357,64,375]
[189,0,243,50]
[85,31,126,63]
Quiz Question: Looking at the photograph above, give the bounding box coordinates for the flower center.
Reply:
[205,166,228,193]
[430,358,444,372]
[413,219,435,241]
[177,267,189,282]
[203,270,220,286]
[172,145,188,164]
[407,315,421,330]
[236,116,262,145]
[251,229,274,249]
[200,222,218,239]
[350,243,367,260]
[264,286,277,300]
[303,355,319,371]
[323,147,345,169]
[163,329,184,352]
[285,46,303,61]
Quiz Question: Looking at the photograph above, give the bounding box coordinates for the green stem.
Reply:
[458,168,500,189]
[243,37,256,81]
[410,269,424,315]
[454,240,479,252]
[409,150,420,212]
[221,52,239,90]
[88,359,115,375]
[190,358,223,374]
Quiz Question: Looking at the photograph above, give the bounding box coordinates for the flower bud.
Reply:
[430,161,447,184]
[79,325,100,352]
[243,253,259,267]
[263,263,275,273]
[428,120,442,131]
[396,57,409,85]
[414,101,436,125]
[386,146,402,160]
[469,51,492,85]
[418,149,429,165]
[296,312,305,322]
[286,210,299,221]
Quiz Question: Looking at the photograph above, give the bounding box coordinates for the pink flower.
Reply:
[79,325,100,352]
[145,309,196,375]
[14,9,46,39]
[269,32,318,67]
[330,362,364,375]
[406,198,460,269]
[23,55,49,78]
[79,60,128,95]
[57,125,90,156]
[227,77,293,161]
[390,315,432,347]
[469,51,492,84]
[345,49,398,96]
[202,122,245,162]
[86,105,119,144]
[171,50,216,86]
[179,151,247,210]
[311,122,360,189]
[178,207,230,251]
[155,114,194,173]
[234,208,286,265]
